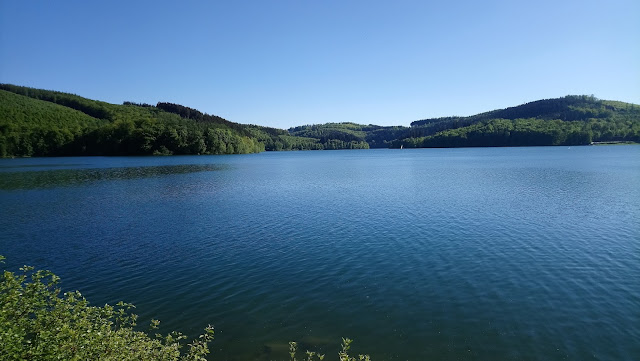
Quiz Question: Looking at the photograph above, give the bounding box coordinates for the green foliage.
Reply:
[0,257,371,361]
[0,258,214,360]
[2,84,637,155]
[0,90,107,157]
[394,118,598,148]
[394,116,640,148]
[288,123,369,143]
[155,102,245,134]
[0,85,264,157]
[287,122,405,150]
[396,95,640,148]
[410,95,619,128]
[245,125,325,151]
[288,338,371,361]
[364,126,410,148]
[0,84,113,120]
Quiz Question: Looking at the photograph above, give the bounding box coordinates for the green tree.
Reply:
[0,256,214,361]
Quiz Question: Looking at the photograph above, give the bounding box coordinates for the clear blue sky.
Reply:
[1,0,638,129]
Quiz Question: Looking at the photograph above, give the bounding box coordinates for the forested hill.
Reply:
[396,95,640,148]
[0,84,267,157]
[286,96,639,149]
[0,84,328,157]
[287,122,408,149]
[1,84,638,157]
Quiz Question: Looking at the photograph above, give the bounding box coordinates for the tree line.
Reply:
[0,85,381,157]
[1,84,638,157]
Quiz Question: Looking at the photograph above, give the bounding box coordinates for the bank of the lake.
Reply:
[1,146,638,360]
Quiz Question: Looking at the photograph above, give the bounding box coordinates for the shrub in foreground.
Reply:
[0,256,370,360]
[0,256,214,360]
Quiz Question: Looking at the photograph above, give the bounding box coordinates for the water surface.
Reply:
[1,146,638,360]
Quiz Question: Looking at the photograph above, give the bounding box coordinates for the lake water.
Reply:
[1,146,639,360]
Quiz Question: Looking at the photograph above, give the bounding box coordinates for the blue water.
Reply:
[1,146,639,360]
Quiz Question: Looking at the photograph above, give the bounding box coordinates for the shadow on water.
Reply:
[0,164,228,190]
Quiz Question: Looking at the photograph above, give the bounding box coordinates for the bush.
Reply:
[0,256,213,360]
[0,256,370,360]
[288,338,371,361]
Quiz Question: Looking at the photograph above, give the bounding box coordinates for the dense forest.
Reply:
[1,84,638,157]
[0,85,266,157]
[395,95,640,148]
[287,122,408,149]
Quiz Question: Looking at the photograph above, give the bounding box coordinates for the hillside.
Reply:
[0,84,268,157]
[0,84,361,157]
[1,84,638,157]
[396,95,640,148]
[288,122,408,149]
[285,96,639,149]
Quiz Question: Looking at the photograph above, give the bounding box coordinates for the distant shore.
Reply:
[590,141,638,145]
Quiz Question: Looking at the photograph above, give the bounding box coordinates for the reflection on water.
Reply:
[0,163,90,169]
[0,164,228,190]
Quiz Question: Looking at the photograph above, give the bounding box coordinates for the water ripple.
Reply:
[1,147,639,360]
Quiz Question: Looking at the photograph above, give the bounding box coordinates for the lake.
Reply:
[1,146,639,360]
